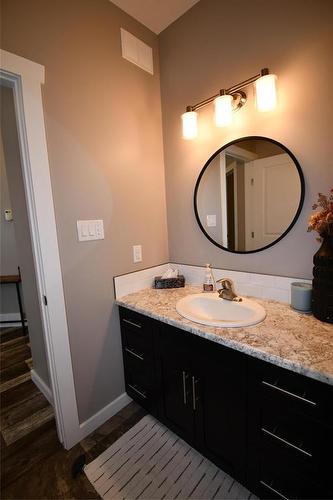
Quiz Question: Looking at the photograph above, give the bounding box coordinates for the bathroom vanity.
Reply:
[117,286,333,499]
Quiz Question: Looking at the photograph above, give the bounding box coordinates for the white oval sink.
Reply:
[176,293,266,328]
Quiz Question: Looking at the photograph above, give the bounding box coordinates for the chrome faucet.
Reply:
[216,278,242,302]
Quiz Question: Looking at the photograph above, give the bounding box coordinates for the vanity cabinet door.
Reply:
[156,324,195,444]
[192,337,247,482]
[153,320,248,474]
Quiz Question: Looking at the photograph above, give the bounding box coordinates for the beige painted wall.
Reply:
[1,86,50,386]
[159,0,333,278]
[1,0,168,422]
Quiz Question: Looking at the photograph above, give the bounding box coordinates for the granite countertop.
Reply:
[116,285,333,386]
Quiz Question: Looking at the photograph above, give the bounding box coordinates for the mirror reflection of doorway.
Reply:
[226,170,235,251]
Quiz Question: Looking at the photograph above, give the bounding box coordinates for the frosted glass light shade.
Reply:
[181,111,198,140]
[255,74,277,112]
[214,94,233,127]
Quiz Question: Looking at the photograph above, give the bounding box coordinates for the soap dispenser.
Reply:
[203,264,215,292]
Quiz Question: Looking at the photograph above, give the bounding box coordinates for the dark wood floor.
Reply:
[1,327,146,499]
[0,327,54,448]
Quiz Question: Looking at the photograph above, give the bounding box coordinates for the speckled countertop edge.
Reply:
[116,286,333,387]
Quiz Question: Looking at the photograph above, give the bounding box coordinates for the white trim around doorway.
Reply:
[0,49,81,449]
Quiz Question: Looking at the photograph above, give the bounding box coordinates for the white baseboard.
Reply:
[31,369,54,406]
[79,392,132,440]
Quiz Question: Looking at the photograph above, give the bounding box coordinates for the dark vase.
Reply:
[312,235,333,323]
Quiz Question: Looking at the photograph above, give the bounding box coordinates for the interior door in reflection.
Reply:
[244,153,300,251]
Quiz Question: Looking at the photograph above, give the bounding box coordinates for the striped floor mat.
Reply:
[84,414,257,500]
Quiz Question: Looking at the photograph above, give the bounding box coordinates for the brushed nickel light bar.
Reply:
[181,68,277,139]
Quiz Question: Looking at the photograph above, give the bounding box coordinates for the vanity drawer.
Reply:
[123,350,154,384]
[119,307,158,413]
[260,404,319,465]
[123,355,156,412]
[250,357,333,424]
[258,465,332,499]
[260,412,331,475]
[249,419,332,497]
[248,357,333,497]
[256,439,333,499]
[119,307,154,360]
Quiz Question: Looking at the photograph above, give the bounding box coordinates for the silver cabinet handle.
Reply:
[122,318,142,329]
[260,480,290,500]
[262,380,316,406]
[128,384,147,399]
[182,371,188,405]
[125,347,144,361]
[261,427,312,458]
[192,376,198,411]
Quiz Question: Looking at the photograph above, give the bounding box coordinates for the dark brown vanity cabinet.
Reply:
[247,358,333,499]
[119,306,333,499]
[119,307,247,482]
[156,323,247,481]
[156,324,196,444]
[119,307,159,415]
[188,333,248,481]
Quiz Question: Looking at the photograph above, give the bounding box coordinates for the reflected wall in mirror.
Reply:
[194,137,305,254]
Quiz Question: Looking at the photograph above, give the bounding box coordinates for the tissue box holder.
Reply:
[154,275,185,289]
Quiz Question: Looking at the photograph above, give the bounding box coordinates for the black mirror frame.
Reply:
[193,136,305,254]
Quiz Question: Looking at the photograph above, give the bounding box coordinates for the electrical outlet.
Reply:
[133,245,142,263]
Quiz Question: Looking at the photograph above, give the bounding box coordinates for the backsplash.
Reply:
[114,263,311,303]
[114,264,170,299]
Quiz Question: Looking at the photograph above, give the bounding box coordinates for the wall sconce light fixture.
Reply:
[181,108,198,140]
[182,68,277,139]
[215,90,233,127]
[254,73,278,112]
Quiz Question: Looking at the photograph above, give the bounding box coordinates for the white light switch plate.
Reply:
[133,245,142,263]
[77,220,104,241]
[206,214,217,227]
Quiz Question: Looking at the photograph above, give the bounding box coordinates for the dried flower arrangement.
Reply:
[308,189,333,239]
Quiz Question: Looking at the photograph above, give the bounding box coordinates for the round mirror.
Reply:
[194,136,305,254]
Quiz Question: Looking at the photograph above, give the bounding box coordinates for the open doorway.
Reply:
[1,49,81,450]
[1,84,54,446]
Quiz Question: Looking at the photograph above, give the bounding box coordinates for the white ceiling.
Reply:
[110,0,200,34]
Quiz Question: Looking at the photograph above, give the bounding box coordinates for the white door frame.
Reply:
[225,158,239,250]
[0,49,81,449]
[219,153,228,248]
